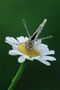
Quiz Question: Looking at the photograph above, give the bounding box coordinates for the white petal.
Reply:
[42,56,56,61]
[45,50,55,55]
[49,50,55,54]
[40,59,50,66]
[17,36,28,43]
[5,40,13,45]
[37,57,50,66]
[9,50,21,55]
[37,55,56,66]
[34,42,49,51]
[34,43,49,56]
[18,56,25,63]
[34,40,56,56]
[5,37,19,45]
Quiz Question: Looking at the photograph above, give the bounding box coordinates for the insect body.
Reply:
[25,39,33,50]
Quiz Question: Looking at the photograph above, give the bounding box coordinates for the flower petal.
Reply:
[5,40,13,45]
[9,50,21,55]
[37,57,50,66]
[42,56,56,61]
[18,56,25,63]
[37,55,56,66]
[17,36,28,43]
[40,60,50,66]
[44,50,55,55]
[5,37,19,45]
[34,43,49,56]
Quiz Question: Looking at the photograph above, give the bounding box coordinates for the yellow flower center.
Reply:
[18,43,40,57]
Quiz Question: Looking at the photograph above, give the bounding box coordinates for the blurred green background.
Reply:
[0,0,60,90]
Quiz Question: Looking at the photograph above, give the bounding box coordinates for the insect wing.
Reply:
[34,19,47,40]
[30,19,47,41]
[30,29,38,40]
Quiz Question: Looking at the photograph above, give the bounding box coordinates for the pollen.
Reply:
[18,44,40,57]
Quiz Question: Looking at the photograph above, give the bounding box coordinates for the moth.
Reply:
[18,19,52,57]
[22,19,48,51]
[13,19,52,53]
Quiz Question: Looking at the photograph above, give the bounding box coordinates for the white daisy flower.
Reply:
[5,19,56,66]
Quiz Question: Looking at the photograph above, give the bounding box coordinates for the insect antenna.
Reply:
[22,19,31,38]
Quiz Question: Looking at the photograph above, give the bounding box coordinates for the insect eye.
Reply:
[26,43,27,45]
[25,43,28,46]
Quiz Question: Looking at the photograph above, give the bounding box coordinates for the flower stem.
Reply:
[8,62,26,90]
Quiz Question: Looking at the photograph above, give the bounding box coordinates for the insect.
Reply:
[22,19,47,51]
[18,19,52,58]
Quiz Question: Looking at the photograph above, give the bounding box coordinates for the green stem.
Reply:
[8,62,26,90]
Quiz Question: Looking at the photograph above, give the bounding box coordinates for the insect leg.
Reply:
[40,35,53,40]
